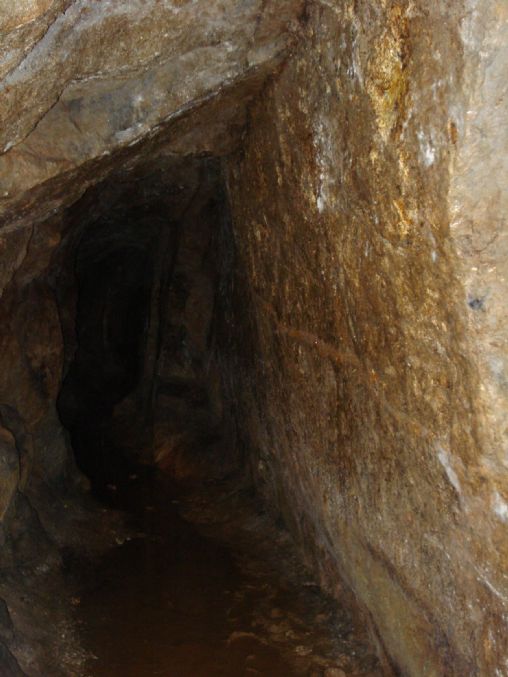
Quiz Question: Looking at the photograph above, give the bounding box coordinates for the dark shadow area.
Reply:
[57,215,159,484]
[57,157,235,495]
[51,159,315,676]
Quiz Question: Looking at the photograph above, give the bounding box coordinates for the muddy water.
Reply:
[76,471,299,677]
[74,468,381,677]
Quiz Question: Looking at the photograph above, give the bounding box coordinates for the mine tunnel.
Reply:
[53,157,344,676]
[0,1,507,676]
[57,159,229,491]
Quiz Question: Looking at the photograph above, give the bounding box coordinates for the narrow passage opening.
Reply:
[51,157,380,677]
[57,158,228,493]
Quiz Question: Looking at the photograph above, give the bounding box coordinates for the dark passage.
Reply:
[57,158,231,492]
[58,211,155,483]
[54,158,380,677]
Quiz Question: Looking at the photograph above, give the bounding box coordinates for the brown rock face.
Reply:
[0,0,507,675]
[0,0,304,229]
[222,2,508,675]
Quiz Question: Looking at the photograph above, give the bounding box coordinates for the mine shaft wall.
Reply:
[223,2,508,675]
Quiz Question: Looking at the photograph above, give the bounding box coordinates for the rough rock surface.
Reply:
[223,1,508,675]
[0,0,303,228]
[0,2,304,672]
[0,0,506,675]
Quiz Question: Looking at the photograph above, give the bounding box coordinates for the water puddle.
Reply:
[75,472,297,676]
[72,470,380,677]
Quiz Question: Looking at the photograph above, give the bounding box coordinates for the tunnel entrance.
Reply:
[57,202,155,484]
[57,158,231,494]
[47,155,382,677]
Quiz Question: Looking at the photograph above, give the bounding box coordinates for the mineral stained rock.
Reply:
[223,1,508,675]
[0,0,507,675]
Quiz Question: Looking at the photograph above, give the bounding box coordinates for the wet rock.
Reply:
[222,0,508,674]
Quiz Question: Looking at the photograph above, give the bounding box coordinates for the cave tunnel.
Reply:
[0,1,507,676]
[57,159,229,493]
[54,157,323,676]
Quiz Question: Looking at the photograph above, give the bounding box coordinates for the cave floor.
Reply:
[70,469,381,677]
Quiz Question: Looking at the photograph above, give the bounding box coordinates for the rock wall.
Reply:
[0,0,507,673]
[0,211,87,674]
[0,213,76,505]
[0,0,303,568]
[0,0,304,229]
[224,1,508,674]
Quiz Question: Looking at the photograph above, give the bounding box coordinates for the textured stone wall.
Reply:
[0,0,303,564]
[224,1,508,674]
[0,0,506,673]
[0,214,75,498]
[0,0,303,229]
